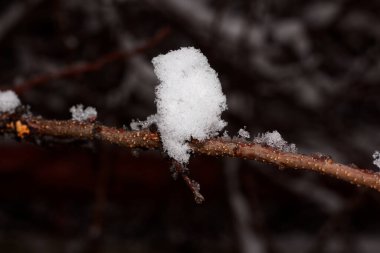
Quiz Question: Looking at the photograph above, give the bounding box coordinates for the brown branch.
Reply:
[172,161,205,204]
[2,113,380,195]
[4,26,171,95]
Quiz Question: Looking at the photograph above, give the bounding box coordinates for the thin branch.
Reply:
[172,160,205,204]
[1,113,380,194]
[3,26,171,95]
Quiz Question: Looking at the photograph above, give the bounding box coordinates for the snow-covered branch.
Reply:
[1,113,380,198]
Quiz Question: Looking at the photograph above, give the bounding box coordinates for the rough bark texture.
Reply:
[2,113,379,193]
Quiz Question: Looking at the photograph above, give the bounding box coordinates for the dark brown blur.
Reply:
[0,0,380,252]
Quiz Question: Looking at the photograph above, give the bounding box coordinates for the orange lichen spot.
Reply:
[15,121,30,138]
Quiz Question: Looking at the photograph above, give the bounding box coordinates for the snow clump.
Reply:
[70,104,97,122]
[0,90,21,113]
[152,47,227,163]
[254,130,297,153]
[238,127,250,139]
[130,114,158,131]
[373,151,380,169]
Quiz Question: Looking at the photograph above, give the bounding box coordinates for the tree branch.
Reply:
[1,113,380,194]
[3,26,171,95]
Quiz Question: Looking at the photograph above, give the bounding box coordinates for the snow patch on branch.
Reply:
[151,47,227,163]
[0,90,21,113]
[254,130,297,153]
[373,151,380,169]
[238,127,250,139]
[130,114,158,131]
[70,104,97,122]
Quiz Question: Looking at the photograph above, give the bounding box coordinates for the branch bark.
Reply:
[1,113,380,193]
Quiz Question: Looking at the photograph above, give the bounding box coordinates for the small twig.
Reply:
[3,26,171,94]
[1,113,380,198]
[173,161,205,204]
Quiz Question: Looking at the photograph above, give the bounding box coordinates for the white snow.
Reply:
[254,130,297,153]
[152,47,227,163]
[0,90,21,113]
[130,114,158,131]
[238,127,250,139]
[373,151,380,169]
[70,104,97,122]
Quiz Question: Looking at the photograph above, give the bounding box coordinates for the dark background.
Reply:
[0,0,380,252]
